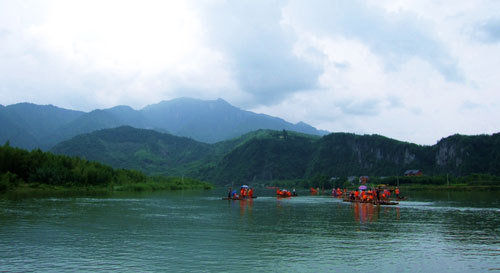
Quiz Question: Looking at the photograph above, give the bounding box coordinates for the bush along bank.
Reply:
[0,142,213,196]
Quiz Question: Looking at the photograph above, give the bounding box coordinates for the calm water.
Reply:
[1,189,499,272]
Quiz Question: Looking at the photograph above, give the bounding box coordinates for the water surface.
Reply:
[1,189,499,272]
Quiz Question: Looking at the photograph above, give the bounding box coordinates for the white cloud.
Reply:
[1,0,500,144]
[0,0,239,110]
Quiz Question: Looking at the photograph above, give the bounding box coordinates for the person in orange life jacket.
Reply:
[248,188,253,198]
[395,187,400,198]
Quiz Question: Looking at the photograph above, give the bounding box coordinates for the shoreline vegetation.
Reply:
[0,143,213,198]
[258,173,500,192]
[2,142,499,198]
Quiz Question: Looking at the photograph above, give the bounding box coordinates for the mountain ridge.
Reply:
[0,98,328,149]
[51,126,500,185]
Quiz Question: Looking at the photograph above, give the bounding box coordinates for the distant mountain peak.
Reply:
[2,98,329,148]
[105,105,140,116]
[214,97,230,104]
[108,105,135,111]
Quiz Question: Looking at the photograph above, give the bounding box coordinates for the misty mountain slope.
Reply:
[0,108,39,149]
[1,98,328,149]
[105,105,149,128]
[46,109,127,149]
[2,103,84,138]
[0,103,84,149]
[140,97,328,143]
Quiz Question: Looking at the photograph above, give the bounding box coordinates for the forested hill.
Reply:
[50,126,500,185]
[0,142,213,193]
[51,126,215,176]
[0,98,328,150]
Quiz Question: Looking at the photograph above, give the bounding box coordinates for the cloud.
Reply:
[460,100,481,110]
[335,98,382,116]
[0,0,241,110]
[283,0,464,82]
[198,0,321,107]
[474,18,500,43]
[1,0,500,145]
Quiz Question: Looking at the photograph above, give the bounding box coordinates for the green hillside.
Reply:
[0,142,212,195]
[305,133,435,177]
[51,126,214,176]
[50,126,500,185]
[211,130,319,184]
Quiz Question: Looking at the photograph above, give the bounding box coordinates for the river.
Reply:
[1,189,499,272]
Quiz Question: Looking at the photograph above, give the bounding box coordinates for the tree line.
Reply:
[0,142,212,193]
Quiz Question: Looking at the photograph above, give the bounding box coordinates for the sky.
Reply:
[1,0,499,145]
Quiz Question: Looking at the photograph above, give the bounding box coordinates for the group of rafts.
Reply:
[334,187,403,205]
[223,185,404,205]
[223,185,257,200]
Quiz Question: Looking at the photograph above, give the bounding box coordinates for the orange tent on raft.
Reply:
[277,189,292,197]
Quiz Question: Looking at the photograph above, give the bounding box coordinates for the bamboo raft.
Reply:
[343,198,399,206]
[222,196,257,200]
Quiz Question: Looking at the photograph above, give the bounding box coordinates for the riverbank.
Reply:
[0,144,213,198]
[397,183,500,191]
[258,174,500,192]
[1,177,214,199]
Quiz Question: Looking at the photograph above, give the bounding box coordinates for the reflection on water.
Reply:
[353,202,378,223]
[225,198,254,216]
[0,190,499,272]
[350,202,401,224]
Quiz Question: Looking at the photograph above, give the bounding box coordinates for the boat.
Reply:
[276,194,297,198]
[375,201,399,205]
[222,196,257,200]
[276,189,297,197]
[343,198,398,206]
